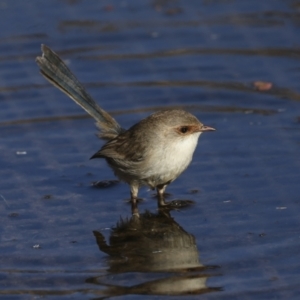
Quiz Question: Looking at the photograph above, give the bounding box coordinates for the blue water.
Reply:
[0,0,300,299]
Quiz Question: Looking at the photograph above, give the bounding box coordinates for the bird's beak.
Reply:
[199,125,216,132]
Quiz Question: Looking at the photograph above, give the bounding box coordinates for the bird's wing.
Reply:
[91,131,146,163]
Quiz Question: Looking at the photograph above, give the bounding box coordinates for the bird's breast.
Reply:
[146,133,201,184]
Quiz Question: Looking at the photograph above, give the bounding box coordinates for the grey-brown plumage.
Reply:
[36,45,215,214]
[36,45,122,140]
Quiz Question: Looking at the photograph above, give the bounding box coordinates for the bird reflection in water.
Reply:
[87,209,221,297]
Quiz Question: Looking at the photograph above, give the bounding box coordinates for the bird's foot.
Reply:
[129,198,142,217]
[125,198,144,204]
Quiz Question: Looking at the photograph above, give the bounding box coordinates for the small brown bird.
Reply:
[36,45,215,214]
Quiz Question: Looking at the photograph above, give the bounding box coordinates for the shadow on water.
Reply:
[57,10,300,31]
[88,209,221,298]
[1,78,300,102]
[0,104,278,127]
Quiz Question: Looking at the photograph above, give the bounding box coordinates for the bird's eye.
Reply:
[180,126,189,133]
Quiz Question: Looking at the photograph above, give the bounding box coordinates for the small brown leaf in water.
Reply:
[253,81,273,91]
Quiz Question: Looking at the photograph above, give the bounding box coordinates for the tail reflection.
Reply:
[87,210,221,297]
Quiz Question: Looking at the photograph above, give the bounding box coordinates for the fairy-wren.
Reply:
[36,45,215,213]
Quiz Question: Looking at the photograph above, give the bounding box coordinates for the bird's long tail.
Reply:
[36,44,123,140]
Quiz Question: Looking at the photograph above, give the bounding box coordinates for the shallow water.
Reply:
[0,0,300,299]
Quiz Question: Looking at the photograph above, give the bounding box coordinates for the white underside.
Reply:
[145,132,201,186]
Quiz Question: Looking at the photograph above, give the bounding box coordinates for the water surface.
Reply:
[0,0,300,299]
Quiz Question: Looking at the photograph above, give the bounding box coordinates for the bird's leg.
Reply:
[130,184,139,216]
[156,184,168,207]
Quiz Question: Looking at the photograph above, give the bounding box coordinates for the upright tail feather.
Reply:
[36,44,123,140]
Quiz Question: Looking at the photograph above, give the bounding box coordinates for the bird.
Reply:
[36,45,215,214]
